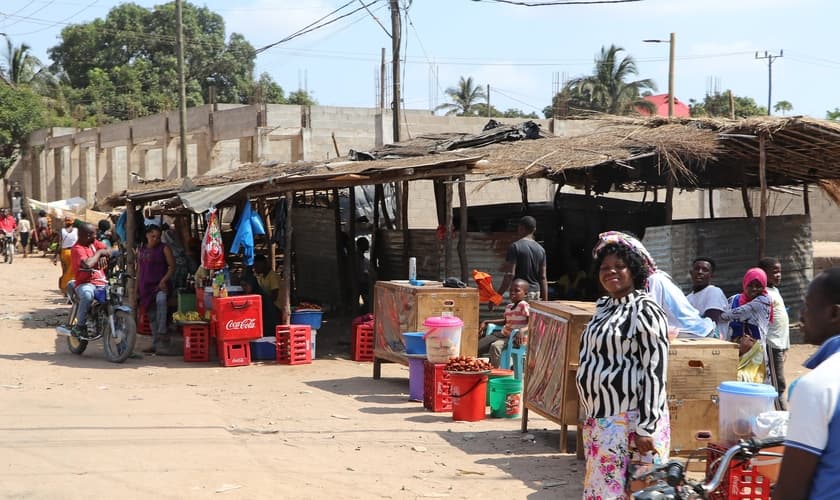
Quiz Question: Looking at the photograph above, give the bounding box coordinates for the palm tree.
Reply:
[436,76,487,116]
[773,100,793,116]
[1,36,51,89]
[566,45,656,116]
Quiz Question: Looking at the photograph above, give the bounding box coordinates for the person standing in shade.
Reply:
[137,225,175,354]
[493,216,547,307]
[774,268,840,500]
[759,256,790,409]
[17,216,31,258]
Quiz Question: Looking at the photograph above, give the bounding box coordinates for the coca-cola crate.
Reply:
[217,339,251,367]
[705,443,774,500]
[276,325,312,365]
[423,361,452,412]
[211,295,263,341]
[182,324,210,362]
[352,323,374,362]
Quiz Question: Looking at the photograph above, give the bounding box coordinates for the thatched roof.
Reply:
[101,115,840,209]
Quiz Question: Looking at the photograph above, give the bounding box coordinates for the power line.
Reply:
[471,0,642,5]
[9,0,97,37]
[358,0,390,37]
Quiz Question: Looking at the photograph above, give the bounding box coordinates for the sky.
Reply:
[1,0,838,119]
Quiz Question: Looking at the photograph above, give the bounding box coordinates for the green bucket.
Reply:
[488,377,523,418]
[486,368,514,405]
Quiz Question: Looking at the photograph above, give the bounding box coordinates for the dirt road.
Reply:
[0,257,816,499]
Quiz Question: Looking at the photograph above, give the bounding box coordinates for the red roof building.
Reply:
[637,94,691,117]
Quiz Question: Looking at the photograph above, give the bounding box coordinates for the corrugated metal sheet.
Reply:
[378,230,517,289]
[293,207,341,305]
[644,214,812,319]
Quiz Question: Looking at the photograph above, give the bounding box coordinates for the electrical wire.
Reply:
[471,0,642,5]
[10,0,97,37]
[358,0,390,37]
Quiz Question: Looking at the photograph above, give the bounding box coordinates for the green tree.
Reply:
[255,72,286,104]
[287,89,317,106]
[826,108,840,121]
[551,45,656,116]
[435,76,487,116]
[689,91,767,118]
[47,1,260,122]
[0,85,46,175]
[1,37,45,86]
[773,100,793,115]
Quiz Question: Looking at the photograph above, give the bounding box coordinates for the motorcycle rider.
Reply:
[0,208,17,252]
[67,223,117,338]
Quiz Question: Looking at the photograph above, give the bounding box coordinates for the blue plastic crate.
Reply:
[290,310,323,330]
[250,337,276,361]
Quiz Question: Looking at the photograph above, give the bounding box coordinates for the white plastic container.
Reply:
[423,312,464,363]
[408,257,417,282]
[718,381,778,445]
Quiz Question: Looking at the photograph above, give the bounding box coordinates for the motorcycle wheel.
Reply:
[6,241,13,264]
[103,309,137,363]
[67,335,88,355]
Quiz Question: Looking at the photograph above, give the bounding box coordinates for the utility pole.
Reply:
[175,0,188,177]
[379,47,386,112]
[667,32,675,118]
[389,0,401,143]
[756,50,783,116]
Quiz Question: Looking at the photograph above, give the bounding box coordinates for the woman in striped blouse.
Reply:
[576,234,671,499]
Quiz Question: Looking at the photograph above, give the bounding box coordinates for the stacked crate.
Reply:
[210,295,263,367]
[182,325,210,362]
[276,325,312,365]
[352,323,374,362]
[423,361,452,412]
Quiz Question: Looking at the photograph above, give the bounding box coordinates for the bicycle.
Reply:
[631,437,785,499]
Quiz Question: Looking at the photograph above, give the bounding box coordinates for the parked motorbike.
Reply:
[0,230,14,264]
[56,249,137,363]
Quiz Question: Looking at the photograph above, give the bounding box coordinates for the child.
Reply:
[759,256,789,410]
[478,279,530,367]
[720,268,773,383]
[686,257,729,338]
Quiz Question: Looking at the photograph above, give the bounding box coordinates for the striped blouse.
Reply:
[575,290,670,436]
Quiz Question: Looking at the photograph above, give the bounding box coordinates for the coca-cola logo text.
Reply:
[226,318,257,330]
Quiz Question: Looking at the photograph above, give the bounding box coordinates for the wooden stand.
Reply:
[372,280,478,379]
[521,300,596,458]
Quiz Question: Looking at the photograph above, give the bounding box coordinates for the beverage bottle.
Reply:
[408,257,417,282]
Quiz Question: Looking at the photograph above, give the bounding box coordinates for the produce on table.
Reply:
[445,356,493,372]
[295,302,322,310]
[172,311,203,322]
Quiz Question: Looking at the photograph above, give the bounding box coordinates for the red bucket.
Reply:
[449,372,488,422]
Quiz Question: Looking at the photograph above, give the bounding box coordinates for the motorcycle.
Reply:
[56,249,137,363]
[0,230,14,264]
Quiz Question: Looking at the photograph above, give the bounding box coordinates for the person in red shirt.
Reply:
[0,208,17,239]
[66,223,115,337]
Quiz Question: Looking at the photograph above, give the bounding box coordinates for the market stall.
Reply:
[372,280,478,379]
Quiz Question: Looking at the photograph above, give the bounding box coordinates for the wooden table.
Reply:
[372,280,479,379]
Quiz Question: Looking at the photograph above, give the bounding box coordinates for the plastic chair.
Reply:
[500,329,526,380]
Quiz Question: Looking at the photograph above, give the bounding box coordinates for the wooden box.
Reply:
[669,398,719,457]
[668,338,739,401]
[372,281,479,375]
[522,300,597,454]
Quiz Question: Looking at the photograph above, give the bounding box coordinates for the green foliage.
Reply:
[773,100,793,115]
[688,92,767,118]
[826,108,840,121]
[545,45,656,117]
[256,73,286,104]
[287,89,317,106]
[436,76,487,116]
[47,1,267,123]
[0,85,46,175]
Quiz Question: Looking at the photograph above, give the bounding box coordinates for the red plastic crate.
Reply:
[211,295,263,341]
[352,323,374,362]
[423,361,452,412]
[217,339,251,367]
[706,443,773,500]
[276,325,312,365]
[182,325,210,362]
[137,309,151,335]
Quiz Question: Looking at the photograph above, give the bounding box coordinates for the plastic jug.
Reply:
[423,312,463,363]
[717,381,778,445]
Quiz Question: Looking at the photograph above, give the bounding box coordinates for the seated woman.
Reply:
[241,271,278,338]
[576,233,670,499]
[720,268,773,383]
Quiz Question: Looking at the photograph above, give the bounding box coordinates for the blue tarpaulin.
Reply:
[230,198,266,266]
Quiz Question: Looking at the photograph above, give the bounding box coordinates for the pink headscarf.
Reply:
[738,268,772,321]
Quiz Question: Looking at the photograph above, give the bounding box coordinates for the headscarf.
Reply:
[592,231,657,273]
[738,267,768,307]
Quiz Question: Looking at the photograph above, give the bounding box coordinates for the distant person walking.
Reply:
[54,216,78,292]
[493,216,547,307]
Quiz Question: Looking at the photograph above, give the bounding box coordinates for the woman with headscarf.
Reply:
[54,216,78,292]
[240,271,278,338]
[720,268,774,383]
[137,224,175,354]
[576,233,670,499]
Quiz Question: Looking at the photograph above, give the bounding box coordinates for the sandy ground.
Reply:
[0,257,817,500]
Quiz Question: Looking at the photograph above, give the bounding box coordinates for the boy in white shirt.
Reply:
[759,256,790,409]
[685,257,729,338]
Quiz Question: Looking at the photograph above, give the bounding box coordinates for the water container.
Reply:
[718,381,778,445]
[402,332,426,355]
[423,313,463,363]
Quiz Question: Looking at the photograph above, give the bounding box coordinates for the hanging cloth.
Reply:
[472,269,503,306]
[272,197,287,249]
[230,198,266,267]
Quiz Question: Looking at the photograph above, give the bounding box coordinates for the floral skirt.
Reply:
[581,409,671,500]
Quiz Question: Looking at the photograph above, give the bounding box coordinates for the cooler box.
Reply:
[211,295,263,341]
[250,337,277,361]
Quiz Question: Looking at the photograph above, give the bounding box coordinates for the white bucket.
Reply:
[423,314,464,363]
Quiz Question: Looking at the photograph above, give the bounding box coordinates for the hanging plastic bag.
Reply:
[201,209,225,270]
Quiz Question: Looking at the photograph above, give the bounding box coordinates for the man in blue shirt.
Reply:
[774,267,840,499]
